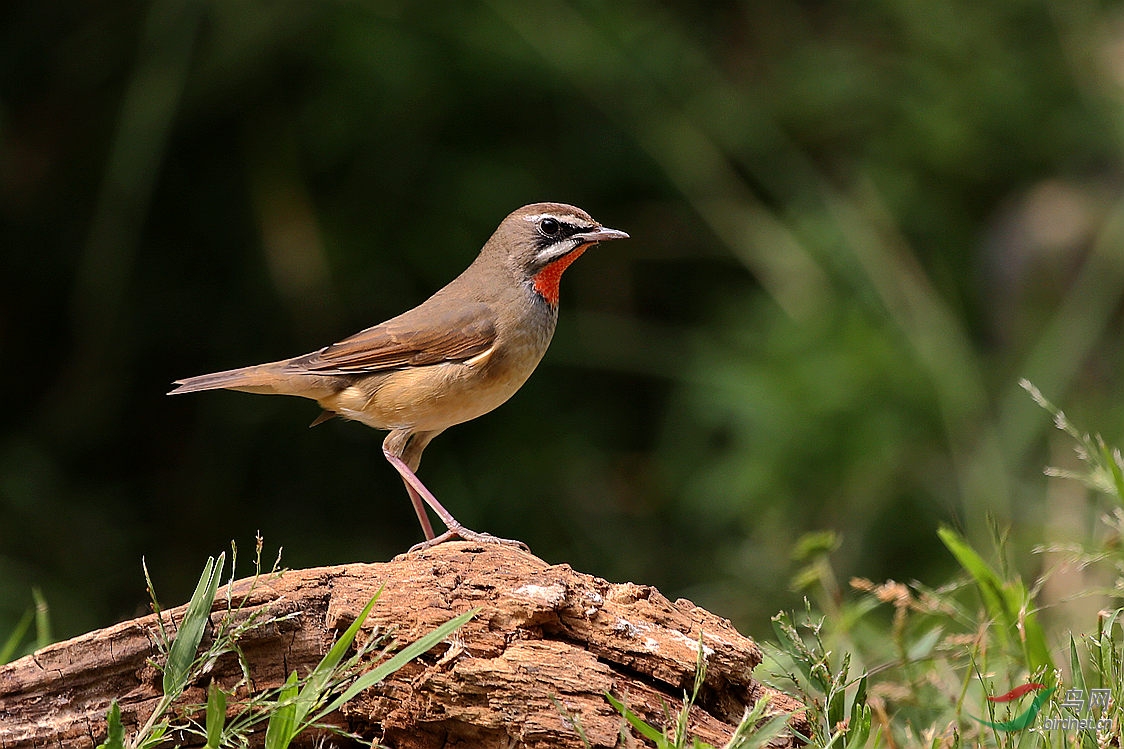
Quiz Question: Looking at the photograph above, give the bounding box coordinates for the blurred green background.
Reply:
[3,0,1123,644]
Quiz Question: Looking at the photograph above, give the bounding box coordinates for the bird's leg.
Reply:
[403,481,437,541]
[382,430,528,552]
[383,450,466,531]
[381,451,529,552]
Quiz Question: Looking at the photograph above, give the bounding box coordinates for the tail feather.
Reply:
[169,363,285,395]
[169,360,343,401]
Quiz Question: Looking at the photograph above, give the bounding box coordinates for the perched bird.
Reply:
[170,202,628,550]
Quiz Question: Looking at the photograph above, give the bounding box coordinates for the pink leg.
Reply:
[383,450,463,530]
[403,481,437,541]
[382,449,529,552]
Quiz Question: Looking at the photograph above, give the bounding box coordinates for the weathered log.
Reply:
[0,542,805,748]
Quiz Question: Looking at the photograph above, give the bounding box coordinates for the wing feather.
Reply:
[290,301,496,374]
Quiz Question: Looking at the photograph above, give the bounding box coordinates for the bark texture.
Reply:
[0,542,805,748]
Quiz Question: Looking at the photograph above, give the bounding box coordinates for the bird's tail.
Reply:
[169,361,308,396]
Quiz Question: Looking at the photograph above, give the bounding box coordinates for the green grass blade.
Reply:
[205,682,228,749]
[313,608,476,722]
[605,692,666,744]
[1068,634,1086,697]
[31,588,51,650]
[264,671,300,749]
[142,557,170,649]
[731,713,790,749]
[1097,438,1124,503]
[1008,560,1051,673]
[725,693,783,749]
[1019,600,1053,674]
[828,682,846,733]
[136,723,168,749]
[164,553,225,696]
[0,609,33,664]
[937,527,1007,630]
[770,614,819,690]
[937,526,1052,671]
[845,704,871,748]
[289,587,383,728]
[845,674,870,748]
[1096,608,1122,685]
[96,700,125,749]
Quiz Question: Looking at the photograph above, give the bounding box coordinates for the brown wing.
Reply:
[289,301,496,374]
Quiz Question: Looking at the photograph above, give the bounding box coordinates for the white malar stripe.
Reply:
[533,240,581,265]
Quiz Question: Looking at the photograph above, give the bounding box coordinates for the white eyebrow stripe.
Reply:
[522,213,596,229]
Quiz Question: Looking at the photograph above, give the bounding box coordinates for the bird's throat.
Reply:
[531,247,587,306]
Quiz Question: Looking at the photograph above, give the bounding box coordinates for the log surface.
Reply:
[0,542,804,748]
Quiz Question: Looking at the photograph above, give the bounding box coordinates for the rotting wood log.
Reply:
[0,542,806,748]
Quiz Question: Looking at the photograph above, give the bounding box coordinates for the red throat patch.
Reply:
[532,246,587,306]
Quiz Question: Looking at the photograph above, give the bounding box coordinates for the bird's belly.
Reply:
[323,351,539,433]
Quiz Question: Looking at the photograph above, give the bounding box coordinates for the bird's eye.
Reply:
[538,217,561,236]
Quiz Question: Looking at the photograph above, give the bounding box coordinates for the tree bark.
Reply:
[0,542,805,748]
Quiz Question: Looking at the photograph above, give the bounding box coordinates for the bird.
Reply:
[169,202,628,550]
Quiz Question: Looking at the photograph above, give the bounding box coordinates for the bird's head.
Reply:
[489,202,629,306]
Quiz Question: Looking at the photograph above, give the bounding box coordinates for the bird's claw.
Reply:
[408,526,530,553]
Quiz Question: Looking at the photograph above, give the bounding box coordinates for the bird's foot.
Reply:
[408,525,530,553]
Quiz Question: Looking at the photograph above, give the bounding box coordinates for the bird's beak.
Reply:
[573,226,630,245]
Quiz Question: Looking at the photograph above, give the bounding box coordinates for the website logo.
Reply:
[971,683,1112,733]
[1044,688,1113,733]
[972,683,1053,732]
